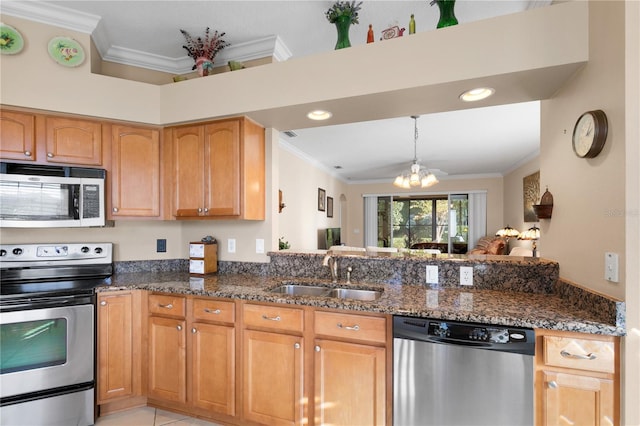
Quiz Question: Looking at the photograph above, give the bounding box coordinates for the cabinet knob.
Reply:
[198,208,203,213]
[315,345,321,352]
[548,381,558,389]
[47,152,54,158]
[112,207,119,212]
[204,208,209,213]
[24,151,31,156]
[294,343,300,349]
[100,300,107,306]
[192,327,197,334]
[177,325,182,331]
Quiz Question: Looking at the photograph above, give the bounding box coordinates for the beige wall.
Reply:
[278,144,348,250]
[345,177,504,248]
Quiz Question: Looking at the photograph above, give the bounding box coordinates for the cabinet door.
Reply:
[243,330,304,426]
[542,370,614,426]
[110,125,161,218]
[97,292,133,402]
[204,120,240,216]
[191,322,235,415]
[0,110,36,161]
[148,316,186,403]
[314,339,386,426]
[45,117,102,165]
[172,125,204,217]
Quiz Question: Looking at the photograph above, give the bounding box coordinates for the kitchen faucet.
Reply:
[322,254,338,283]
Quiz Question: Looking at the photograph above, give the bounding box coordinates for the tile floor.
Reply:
[95,406,222,426]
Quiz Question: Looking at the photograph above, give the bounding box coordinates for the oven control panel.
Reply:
[0,243,112,266]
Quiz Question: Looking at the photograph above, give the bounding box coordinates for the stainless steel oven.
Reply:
[0,243,112,426]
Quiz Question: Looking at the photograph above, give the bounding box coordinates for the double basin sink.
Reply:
[270,283,382,301]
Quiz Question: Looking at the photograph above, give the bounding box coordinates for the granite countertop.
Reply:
[106,271,624,336]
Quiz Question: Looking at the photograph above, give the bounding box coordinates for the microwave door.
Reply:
[0,174,86,228]
[78,177,105,227]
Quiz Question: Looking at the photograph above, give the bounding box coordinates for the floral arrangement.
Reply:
[279,237,290,250]
[180,27,229,70]
[325,1,363,25]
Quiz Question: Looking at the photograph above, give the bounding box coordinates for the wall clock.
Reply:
[572,109,608,158]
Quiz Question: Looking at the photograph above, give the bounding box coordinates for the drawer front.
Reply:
[314,311,387,344]
[543,336,615,374]
[192,298,235,324]
[148,294,186,318]
[242,304,304,333]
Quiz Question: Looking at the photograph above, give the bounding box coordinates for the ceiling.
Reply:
[4,0,550,182]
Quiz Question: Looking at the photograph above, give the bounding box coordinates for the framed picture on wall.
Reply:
[327,196,333,218]
[318,188,326,211]
[523,171,540,222]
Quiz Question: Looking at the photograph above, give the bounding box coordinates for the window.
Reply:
[372,194,470,253]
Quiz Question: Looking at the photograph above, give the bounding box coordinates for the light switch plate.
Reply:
[605,252,619,282]
[426,265,438,284]
[228,238,236,254]
[256,239,264,254]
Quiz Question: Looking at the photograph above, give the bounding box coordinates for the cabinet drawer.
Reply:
[148,294,186,318]
[192,298,235,324]
[242,304,304,333]
[314,311,387,344]
[543,335,615,374]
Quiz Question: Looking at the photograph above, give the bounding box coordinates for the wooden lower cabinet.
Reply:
[535,329,620,426]
[242,329,305,425]
[314,339,386,425]
[148,315,187,403]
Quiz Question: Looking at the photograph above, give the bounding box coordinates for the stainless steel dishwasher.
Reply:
[393,316,535,426]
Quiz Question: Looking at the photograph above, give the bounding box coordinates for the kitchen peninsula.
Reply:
[97,252,623,425]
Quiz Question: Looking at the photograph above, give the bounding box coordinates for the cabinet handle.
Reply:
[337,322,359,331]
[548,381,558,389]
[294,343,300,349]
[198,208,203,213]
[159,303,173,309]
[261,314,281,321]
[204,208,209,213]
[24,151,31,156]
[177,325,182,331]
[204,308,221,314]
[315,345,321,352]
[112,207,119,212]
[47,152,54,158]
[192,327,197,334]
[560,350,597,360]
[100,300,107,306]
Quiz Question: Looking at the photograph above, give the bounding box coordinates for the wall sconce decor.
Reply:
[279,190,286,213]
[532,187,553,219]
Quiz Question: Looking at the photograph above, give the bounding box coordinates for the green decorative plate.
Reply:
[48,36,85,67]
[0,23,25,55]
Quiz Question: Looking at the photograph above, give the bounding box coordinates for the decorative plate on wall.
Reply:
[0,23,25,55]
[48,36,85,67]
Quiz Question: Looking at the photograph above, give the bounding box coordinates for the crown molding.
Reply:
[2,2,292,74]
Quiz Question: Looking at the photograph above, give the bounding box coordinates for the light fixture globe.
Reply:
[393,116,439,189]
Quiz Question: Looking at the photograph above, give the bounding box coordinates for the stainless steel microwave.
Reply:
[0,162,106,228]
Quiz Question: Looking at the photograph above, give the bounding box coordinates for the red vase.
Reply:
[195,56,214,77]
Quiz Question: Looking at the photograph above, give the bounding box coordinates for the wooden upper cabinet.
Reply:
[110,125,161,218]
[169,117,265,220]
[45,116,102,165]
[0,110,36,161]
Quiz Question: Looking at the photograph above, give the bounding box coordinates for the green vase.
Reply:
[436,0,458,28]
[334,15,352,49]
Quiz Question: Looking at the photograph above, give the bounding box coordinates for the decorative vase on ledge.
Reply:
[435,0,458,28]
[195,56,214,77]
[334,15,352,49]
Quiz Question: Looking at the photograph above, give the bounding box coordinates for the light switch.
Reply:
[605,252,619,282]
[256,239,264,254]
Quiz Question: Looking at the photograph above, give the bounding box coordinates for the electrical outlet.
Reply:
[426,265,438,284]
[256,239,265,254]
[156,239,166,253]
[460,266,473,286]
[228,238,236,254]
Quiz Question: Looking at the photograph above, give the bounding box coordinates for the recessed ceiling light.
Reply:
[307,110,332,120]
[459,87,495,102]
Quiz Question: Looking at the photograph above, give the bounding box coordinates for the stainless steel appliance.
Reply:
[0,243,113,426]
[393,316,535,426]
[0,162,106,228]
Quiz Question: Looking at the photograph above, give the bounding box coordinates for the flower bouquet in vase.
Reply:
[180,27,229,77]
[325,1,363,49]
